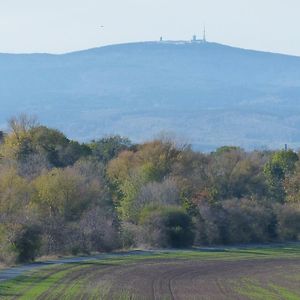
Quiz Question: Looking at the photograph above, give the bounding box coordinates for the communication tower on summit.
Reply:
[191,26,207,43]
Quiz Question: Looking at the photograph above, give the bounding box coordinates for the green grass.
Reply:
[235,279,300,300]
[88,244,300,264]
[0,264,89,300]
[0,265,65,298]
[18,269,72,300]
[0,244,299,299]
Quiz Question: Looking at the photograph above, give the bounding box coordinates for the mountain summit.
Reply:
[1,41,300,150]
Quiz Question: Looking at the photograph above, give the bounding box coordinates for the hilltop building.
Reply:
[159,27,207,43]
[191,35,202,43]
[191,27,207,43]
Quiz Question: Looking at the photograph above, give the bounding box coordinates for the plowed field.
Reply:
[1,246,300,299]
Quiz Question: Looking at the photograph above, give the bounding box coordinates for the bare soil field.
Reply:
[82,258,300,299]
[1,247,300,299]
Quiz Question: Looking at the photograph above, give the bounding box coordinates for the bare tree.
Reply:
[135,178,180,210]
[8,114,38,138]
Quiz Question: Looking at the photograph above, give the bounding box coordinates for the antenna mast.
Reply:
[203,25,206,42]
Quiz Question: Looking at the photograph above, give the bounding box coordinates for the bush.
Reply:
[140,206,194,248]
[0,226,18,265]
[14,225,41,263]
[195,199,277,245]
[120,222,141,248]
[56,207,120,255]
[223,199,276,244]
[194,204,226,245]
[77,207,120,252]
[276,204,300,241]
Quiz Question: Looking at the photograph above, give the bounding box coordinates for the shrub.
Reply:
[50,208,120,255]
[276,204,300,241]
[120,222,141,248]
[0,226,18,265]
[193,204,226,245]
[195,199,277,245]
[140,206,194,248]
[14,225,41,263]
[222,199,276,243]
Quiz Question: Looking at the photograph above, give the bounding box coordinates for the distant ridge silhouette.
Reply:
[1,41,300,150]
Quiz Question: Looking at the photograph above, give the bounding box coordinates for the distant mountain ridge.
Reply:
[1,41,300,150]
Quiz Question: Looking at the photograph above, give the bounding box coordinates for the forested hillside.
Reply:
[1,41,300,150]
[0,115,299,265]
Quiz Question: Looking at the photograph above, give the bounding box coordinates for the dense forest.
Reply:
[0,115,299,265]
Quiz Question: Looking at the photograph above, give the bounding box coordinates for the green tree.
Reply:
[107,140,182,221]
[0,166,30,214]
[89,135,132,163]
[30,126,90,167]
[264,150,298,202]
[33,167,103,221]
[284,161,300,203]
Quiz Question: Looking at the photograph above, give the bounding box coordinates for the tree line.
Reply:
[0,115,299,264]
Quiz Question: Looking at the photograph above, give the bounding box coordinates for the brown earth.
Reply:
[55,258,300,299]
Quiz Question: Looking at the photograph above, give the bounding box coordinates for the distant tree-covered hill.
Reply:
[1,41,300,150]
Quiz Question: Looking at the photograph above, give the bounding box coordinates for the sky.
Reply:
[0,0,299,56]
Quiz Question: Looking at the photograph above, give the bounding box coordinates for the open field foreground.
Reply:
[0,245,300,300]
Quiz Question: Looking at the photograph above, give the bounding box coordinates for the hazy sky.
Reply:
[0,0,299,55]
